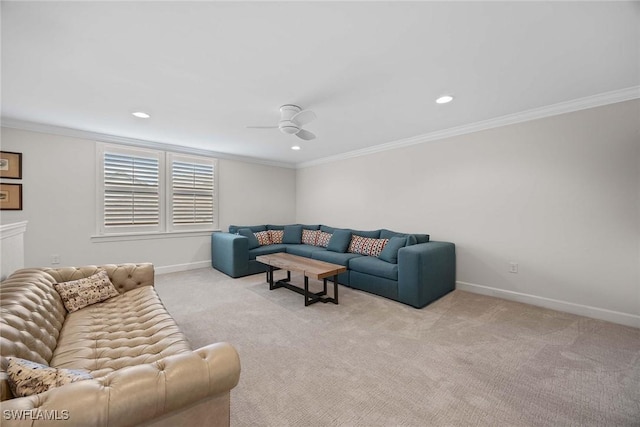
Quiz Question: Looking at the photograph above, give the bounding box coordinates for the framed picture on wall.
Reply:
[0,151,22,179]
[0,183,22,210]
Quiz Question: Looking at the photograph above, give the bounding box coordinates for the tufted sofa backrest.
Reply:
[0,268,66,368]
[0,263,154,367]
[42,263,154,294]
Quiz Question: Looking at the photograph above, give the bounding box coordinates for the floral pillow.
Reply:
[254,231,273,246]
[315,231,332,248]
[54,269,119,313]
[302,229,319,246]
[6,357,92,397]
[348,235,389,257]
[269,229,284,244]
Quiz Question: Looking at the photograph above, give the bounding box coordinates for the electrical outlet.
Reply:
[509,262,518,273]
[51,255,60,265]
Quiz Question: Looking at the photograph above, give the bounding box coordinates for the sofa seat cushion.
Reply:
[349,256,399,281]
[49,286,191,378]
[311,250,362,266]
[285,244,326,258]
[249,244,287,260]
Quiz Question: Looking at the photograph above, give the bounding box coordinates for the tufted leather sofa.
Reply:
[0,264,241,427]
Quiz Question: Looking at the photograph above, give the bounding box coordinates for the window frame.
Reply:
[96,143,218,236]
[166,152,218,233]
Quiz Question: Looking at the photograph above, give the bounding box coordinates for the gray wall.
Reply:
[296,100,640,324]
[0,127,296,272]
[1,100,638,325]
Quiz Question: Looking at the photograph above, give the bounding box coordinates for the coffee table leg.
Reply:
[268,266,275,290]
[333,274,339,304]
[304,276,310,306]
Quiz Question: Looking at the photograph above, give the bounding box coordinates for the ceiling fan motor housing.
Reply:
[278,105,302,134]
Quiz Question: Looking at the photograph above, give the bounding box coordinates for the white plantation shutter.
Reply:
[97,144,216,235]
[169,155,216,229]
[104,153,160,226]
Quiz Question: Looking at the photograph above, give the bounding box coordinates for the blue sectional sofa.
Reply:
[211,224,455,308]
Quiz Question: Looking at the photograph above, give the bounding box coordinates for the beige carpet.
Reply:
[154,268,640,427]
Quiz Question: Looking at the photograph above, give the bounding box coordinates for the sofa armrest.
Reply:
[397,241,456,308]
[0,342,240,427]
[211,232,250,278]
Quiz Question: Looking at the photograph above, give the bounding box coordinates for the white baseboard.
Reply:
[456,281,640,328]
[155,260,211,275]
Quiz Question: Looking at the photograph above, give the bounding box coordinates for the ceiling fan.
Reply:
[247,105,317,140]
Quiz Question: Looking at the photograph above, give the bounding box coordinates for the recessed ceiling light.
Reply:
[436,95,454,104]
[291,145,301,150]
[132,111,150,118]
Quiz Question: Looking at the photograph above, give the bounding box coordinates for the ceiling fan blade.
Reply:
[291,110,316,126]
[246,126,278,129]
[296,129,316,140]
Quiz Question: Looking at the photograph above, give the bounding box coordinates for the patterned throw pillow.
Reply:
[254,230,273,246]
[54,269,119,313]
[315,231,332,247]
[269,229,284,244]
[6,357,93,397]
[302,229,319,246]
[348,235,390,257]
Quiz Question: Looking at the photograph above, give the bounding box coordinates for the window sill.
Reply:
[91,229,220,243]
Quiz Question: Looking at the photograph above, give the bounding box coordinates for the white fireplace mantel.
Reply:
[1,221,28,280]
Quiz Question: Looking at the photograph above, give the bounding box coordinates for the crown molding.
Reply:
[0,118,297,169]
[3,86,638,171]
[296,86,640,169]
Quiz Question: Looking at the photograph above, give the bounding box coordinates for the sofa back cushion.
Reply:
[237,228,260,249]
[378,236,407,264]
[229,225,267,234]
[301,224,321,230]
[0,269,67,368]
[351,229,381,239]
[380,229,430,244]
[283,225,303,244]
[327,229,352,253]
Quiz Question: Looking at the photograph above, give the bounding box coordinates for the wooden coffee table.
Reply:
[256,253,346,306]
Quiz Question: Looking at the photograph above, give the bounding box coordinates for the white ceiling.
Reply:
[2,1,639,167]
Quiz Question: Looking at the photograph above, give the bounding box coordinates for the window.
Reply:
[168,154,216,231]
[97,144,217,235]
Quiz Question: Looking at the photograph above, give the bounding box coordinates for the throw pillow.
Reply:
[302,229,319,246]
[282,225,303,244]
[254,230,272,246]
[326,229,352,253]
[269,229,284,244]
[54,269,119,313]
[378,236,407,264]
[348,235,389,257]
[237,228,260,249]
[6,357,92,397]
[315,231,332,247]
